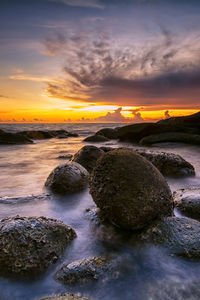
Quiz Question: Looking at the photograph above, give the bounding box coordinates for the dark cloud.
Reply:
[164,110,170,119]
[45,19,200,108]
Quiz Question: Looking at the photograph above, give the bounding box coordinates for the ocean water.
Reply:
[0,123,200,300]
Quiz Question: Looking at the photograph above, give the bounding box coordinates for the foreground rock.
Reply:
[95,128,118,139]
[83,135,110,143]
[0,216,76,276]
[102,147,195,177]
[45,162,89,194]
[41,293,88,300]
[174,189,200,220]
[72,146,104,173]
[0,130,33,145]
[90,149,173,230]
[140,132,200,146]
[141,216,200,258]
[55,255,122,285]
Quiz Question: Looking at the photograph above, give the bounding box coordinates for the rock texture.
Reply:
[90,149,173,230]
[96,128,118,139]
[55,255,121,285]
[0,130,33,145]
[140,132,200,146]
[72,146,104,173]
[174,189,200,221]
[45,162,89,194]
[83,135,110,143]
[0,216,76,276]
[141,216,200,258]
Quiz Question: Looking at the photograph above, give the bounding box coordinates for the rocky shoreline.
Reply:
[0,112,200,300]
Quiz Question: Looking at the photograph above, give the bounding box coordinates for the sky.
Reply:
[0,0,200,123]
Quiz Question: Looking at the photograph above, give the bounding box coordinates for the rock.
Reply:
[45,162,89,194]
[158,111,200,129]
[0,130,33,145]
[99,147,195,178]
[67,133,79,137]
[83,135,110,143]
[0,216,76,276]
[72,146,104,173]
[135,149,195,177]
[140,132,200,146]
[95,128,118,139]
[141,216,200,258]
[41,293,88,300]
[20,130,54,140]
[55,255,122,285]
[0,193,50,204]
[174,189,200,220]
[90,149,173,230]
[117,123,188,142]
[56,154,73,160]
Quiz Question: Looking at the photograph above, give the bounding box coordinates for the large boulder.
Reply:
[0,216,76,276]
[90,149,173,230]
[55,255,122,285]
[158,111,200,128]
[141,216,200,258]
[72,146,104,173]
[96,128,118,139]
[140,132,200,146]
[45,162,89,194]
[135,149,195,177]
[0,130,33,145]
[20,130,54,140]
[41,294,88,300]
[174,189,200,221]
[117,123,189,142]
[83,135,110,143]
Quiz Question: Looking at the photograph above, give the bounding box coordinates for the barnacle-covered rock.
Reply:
[0,216,76,276]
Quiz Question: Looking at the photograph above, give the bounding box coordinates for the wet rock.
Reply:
[140,132,200,146]
[117,123,188,143]
[135,149,195,177]
[0,193,50,204]
[174,189,200,220]
[141,216,200,258]
[0,216,76,276]
[55,255,122,285]
[99,147,195,178]
[57,154,73,160]
[67,133,79,137]
[90,149,173,230]
[157,111,200,128]
[72,146,104,173]
[41,293,88,300]
[0,130,33,145]
[20,130,54,140]
[96,128,118,139]
[45,162,89,194]
[83,135,110,143]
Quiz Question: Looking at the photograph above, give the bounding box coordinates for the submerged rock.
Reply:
[174,189,200,221]
[45,162,89,194]
[0,130,33,145]
[141,216,200,258]
[72,146,104,173]
[56,154,73,160]
[0,216,76,276]
[95,128,118,139]
[90,149,173,230]
[140,132,200,146]
[41,293,88,300]
[20,130,54,140]
[55,255,122,285]
[83,135,110,143]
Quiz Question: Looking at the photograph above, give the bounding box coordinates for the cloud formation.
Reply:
[44,23,200,109]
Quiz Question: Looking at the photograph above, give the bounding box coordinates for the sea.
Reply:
[0,123,200,300]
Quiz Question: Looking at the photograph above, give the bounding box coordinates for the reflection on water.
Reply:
[0,123,200,300]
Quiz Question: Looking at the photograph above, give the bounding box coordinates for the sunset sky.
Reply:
[0,0,200,123]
